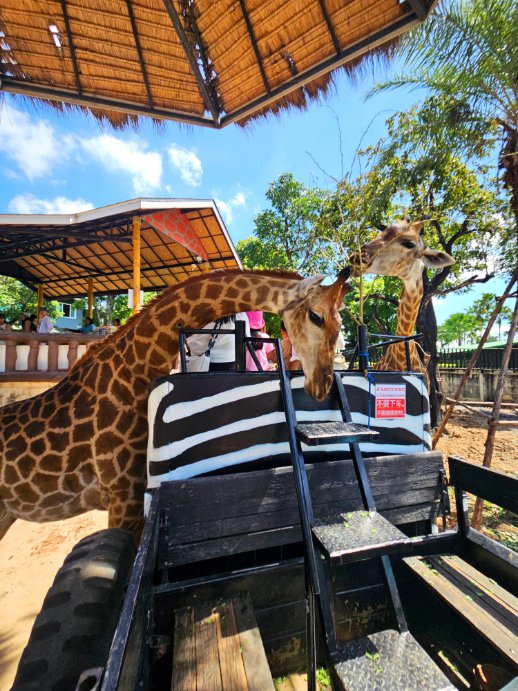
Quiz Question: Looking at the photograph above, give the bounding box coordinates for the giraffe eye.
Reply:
[401,240,416,249]
[308,310,324,327]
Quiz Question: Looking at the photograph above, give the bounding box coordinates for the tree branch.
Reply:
[370,304,390,333]
[431,272,494,298]
[367,292,399,308]
[431,218,447,248]
[446,218,473,250]
[428,264,453,294]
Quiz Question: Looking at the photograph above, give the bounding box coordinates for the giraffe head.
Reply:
[349,219,454,279]
[281,269,350,400]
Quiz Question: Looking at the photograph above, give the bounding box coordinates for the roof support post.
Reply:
[37,284,44,311]
[87,277,94,318]
[132,216,142,314]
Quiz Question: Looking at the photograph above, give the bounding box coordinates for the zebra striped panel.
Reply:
[146,371,431,489]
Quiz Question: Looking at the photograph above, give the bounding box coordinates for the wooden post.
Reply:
[5,336,16,372]
[478,371,485,402]
[48,340,59,372]
[28,339,39,371]
[132,216,142,314]
[37,285,44,311]
[68,340,78,369]
[433,268,518,448]
[88,277,94,319]
[472,293,518,529]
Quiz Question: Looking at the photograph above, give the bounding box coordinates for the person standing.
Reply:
[187,313,250,371]
[37,306,53,333]
[245,311,275,372]
[270,321,301,371]
[0,313,12,333]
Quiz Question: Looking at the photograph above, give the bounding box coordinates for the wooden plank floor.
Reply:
[405,554,518,669]
[172,594,274,690]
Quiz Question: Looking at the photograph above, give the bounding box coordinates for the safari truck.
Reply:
[11,328,518,691]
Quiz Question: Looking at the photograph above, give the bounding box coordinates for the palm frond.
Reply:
[370,0,518,127]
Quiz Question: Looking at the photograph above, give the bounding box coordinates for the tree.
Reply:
[249,173,335,275]
[438,312,480,347]
[472,293,514,340]
[0,277,60,326]
[238,172,346,336]
[371,0,518,239]
[324,98,510,424]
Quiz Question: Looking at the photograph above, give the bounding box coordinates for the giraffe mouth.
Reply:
[305,368,333,402]
[348,253,371,276]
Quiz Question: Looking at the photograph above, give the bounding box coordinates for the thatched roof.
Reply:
[0,198,242,300]
[0,0,436,129]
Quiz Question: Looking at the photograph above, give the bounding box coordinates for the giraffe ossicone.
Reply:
[0,269,350,541]
[349,219,455,375]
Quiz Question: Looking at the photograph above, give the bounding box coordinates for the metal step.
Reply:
[295,421,378,446]
[312,511,411,565]
[331,629,455,691]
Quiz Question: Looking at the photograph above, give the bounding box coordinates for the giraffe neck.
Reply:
[376,272,425,373]
[84,270,304,385]
[395,274,423,336]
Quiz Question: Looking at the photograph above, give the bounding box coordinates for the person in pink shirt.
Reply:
[245,311,275,372]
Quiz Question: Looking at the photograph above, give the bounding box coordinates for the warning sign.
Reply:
[375,383,406,419]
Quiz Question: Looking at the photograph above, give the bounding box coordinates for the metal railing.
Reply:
[438,347,518,371]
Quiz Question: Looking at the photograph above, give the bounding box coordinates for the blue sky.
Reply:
[0,68,511,330]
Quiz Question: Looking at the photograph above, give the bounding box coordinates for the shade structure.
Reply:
[0,198,242,300]
[0,0,435,129]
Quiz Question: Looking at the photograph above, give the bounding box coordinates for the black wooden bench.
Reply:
[405,456,518,678]
[153,450,451,677]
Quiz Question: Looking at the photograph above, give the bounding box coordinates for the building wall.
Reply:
[55,307,83,330]
[439,369,518,403]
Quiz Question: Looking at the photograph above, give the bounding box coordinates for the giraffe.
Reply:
[349,219,455,375]
[0,268,350,541]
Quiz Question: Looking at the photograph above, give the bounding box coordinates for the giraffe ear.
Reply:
[327,267,351,305]
[423,248,455,268]
[295,275,326,298]
[410,221,425,234]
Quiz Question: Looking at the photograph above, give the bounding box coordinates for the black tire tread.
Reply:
[11,529,135,691]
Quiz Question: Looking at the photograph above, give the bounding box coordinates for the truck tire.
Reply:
[11,528,136,691]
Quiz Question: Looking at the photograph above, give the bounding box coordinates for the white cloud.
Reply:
[215,190,249,224]
[80,134,162,194]
[167,144,202,186]
[0,103,74,180]
[215,198,233,223]
[8,193,93,215]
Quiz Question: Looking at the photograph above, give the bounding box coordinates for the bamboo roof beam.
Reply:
[60,0,83,95]
[125,0,154,107]
[35,256,237,285]
[161,0,220,124]
[223,13,420,127]
[0,235,132,263]
[238,0,270,95]
[316,0,340,55]
[0,77,217,127]
[406,0,428,21]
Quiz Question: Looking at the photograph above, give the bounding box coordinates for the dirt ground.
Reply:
[0,409,516,691]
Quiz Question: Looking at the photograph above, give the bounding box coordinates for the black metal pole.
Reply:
[357,324,368,372]
[234,319,246,372]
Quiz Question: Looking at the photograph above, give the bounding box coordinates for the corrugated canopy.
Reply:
[0,198,242,300]
[0,0,435,129]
